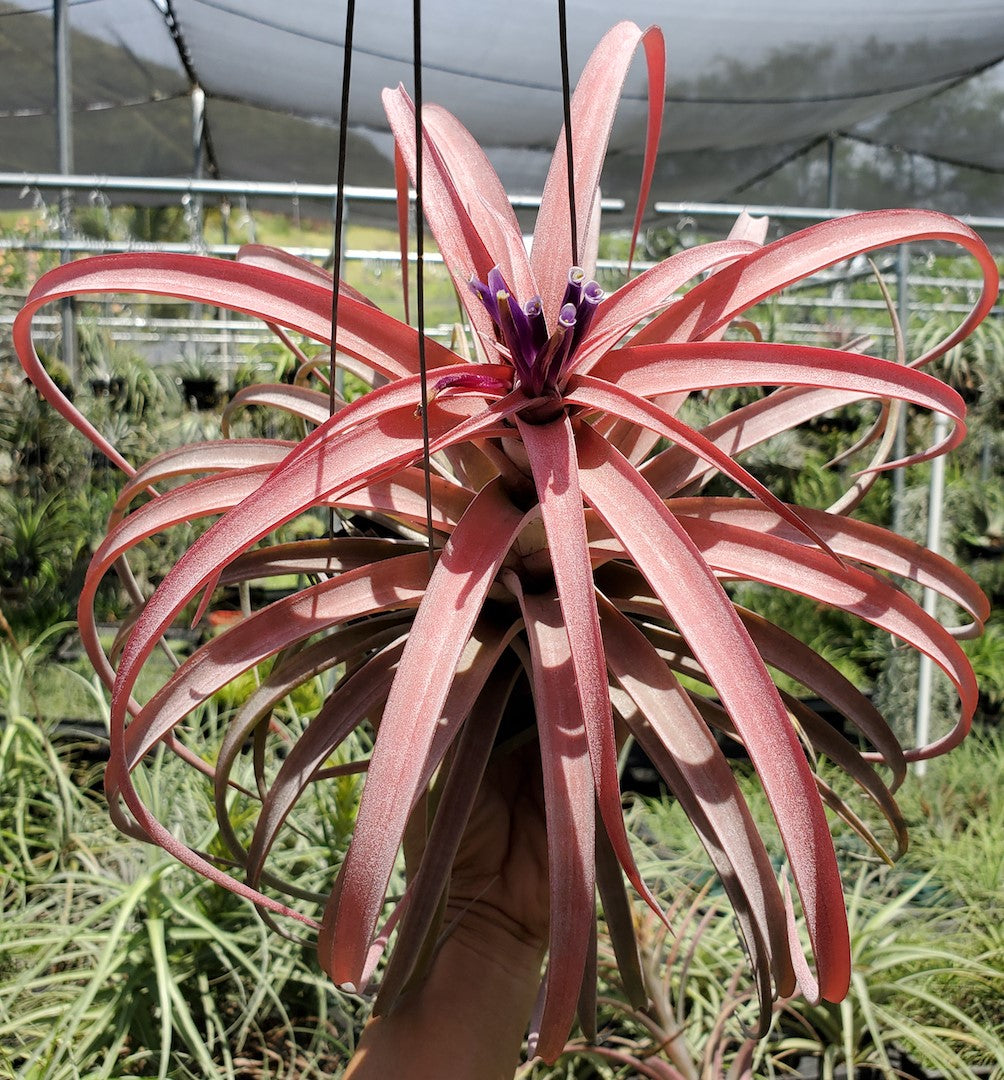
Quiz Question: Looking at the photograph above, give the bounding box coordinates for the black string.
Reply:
[558,0,577,266]
[326,1,355,542]
[413,0,435,570]
[329,0,355,420]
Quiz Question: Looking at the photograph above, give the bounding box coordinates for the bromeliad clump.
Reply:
[13,19,998,1065]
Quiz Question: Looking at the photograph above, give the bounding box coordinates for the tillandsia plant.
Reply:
[13,20,1000,1067]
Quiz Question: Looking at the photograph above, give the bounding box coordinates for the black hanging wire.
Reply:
[413,0,436,570]
[558,0,578,266]
[329,0,355,420]
[327,0,356,541]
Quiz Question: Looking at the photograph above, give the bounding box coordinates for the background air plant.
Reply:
[12,20,999,1064]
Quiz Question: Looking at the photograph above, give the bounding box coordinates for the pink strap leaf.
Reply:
[674,514,979,760]
[382,85,497,347]
[641,384,904,497]
[565,374,839,558]
[513,584,597,1063]
[243,640,407,888]
[642,210,998,356]
[532,22,665,318]
[575,422,850,1003]
[572,239,760,373]
[590,340,967,470]
[111,554,430,776]
[222,383,335,430]
[671,498,988,633]
[421,102,537,304]
[319,479,533,986]
[516,414,666,927]
[600,599,795,1015]
[374,649,522,1014]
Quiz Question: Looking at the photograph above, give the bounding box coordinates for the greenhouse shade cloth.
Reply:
[1,0,1003,222]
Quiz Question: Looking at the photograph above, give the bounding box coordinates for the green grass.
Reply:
[5,629,190,725]
[0,644,366,1079]
[524,732,1004,1079]
[2,673,1003,1078]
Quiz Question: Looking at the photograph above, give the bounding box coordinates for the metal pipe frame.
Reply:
[654,199,1004,233]
[0,172,625,213]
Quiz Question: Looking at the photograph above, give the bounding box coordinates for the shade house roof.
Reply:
[2,0,1003,225]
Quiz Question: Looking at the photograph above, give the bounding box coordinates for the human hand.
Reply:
[344,736,551,1080]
